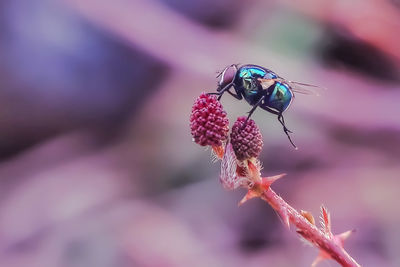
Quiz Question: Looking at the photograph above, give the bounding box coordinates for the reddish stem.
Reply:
[256,184,360,267]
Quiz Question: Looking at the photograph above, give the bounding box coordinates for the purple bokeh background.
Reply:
[0,0,399,266]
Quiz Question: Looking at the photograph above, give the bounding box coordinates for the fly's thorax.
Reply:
[234,66,269,106]
[240,82,265,106]
[237,65,267,80]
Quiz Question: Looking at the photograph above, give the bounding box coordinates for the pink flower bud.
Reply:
[190,93,229,147]
[230,116,263,161]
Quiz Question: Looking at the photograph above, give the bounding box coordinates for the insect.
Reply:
[210,64,321,149]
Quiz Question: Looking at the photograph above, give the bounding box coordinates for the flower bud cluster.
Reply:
[190,93,229,146]
[190,93,263,162]
[230,116,263,161]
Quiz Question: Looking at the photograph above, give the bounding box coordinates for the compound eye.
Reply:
[219,65,237,89]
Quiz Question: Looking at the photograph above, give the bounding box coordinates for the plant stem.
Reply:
[256,184,361,267]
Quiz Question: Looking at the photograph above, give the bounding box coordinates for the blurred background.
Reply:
[0,0,399,266]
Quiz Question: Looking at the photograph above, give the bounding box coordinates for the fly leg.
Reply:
[227,89,242,100]
[278,114,297,149]
[244,76,270,121]
[246,95,266,122]
[240,95,266,130]
[207,83,232,99]
[278,114,292,133]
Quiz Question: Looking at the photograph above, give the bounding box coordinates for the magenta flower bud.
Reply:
[190,93,229,147]
[230,116,263,161]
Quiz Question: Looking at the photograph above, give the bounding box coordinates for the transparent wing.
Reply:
[258,77,325,97]
[285,80,326,96]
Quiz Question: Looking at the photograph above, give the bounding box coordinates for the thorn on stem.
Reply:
[336,229,356,246]
[261,173,286,188]
[238,189,260,206]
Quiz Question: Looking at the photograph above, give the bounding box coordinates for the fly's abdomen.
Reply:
[267,82,293,113]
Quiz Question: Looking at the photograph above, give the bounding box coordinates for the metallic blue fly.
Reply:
[210,64,321,149]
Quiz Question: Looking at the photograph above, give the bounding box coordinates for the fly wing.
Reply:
[285,81,326,96]
[257,78,325,97]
